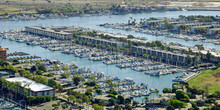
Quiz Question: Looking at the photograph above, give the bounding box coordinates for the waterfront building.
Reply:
[76,35,123,48]
[25,26,72,40]
[208,28,220,36]
[190,25,213,34]
[0,48,8,60]
[6,77,55,97]
[132,46,200,66]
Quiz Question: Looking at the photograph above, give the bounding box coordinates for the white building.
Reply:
[25,26,72,40]
[6,77,55,97]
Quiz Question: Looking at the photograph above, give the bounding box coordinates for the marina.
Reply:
[100,23,220,45]
[0,10,220,104]
[1,30,188,77]
[0,31,183,102]
[0,11,220,50]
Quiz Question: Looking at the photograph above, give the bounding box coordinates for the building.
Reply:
[0,71,19,78]
[208,28,220,35]
[25,26,72,40]
[132,46,200,66]
[0,48,8,60]
[6,77,55,97]
[76,35,123,48]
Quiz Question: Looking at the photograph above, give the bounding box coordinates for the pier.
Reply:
[8,56,40,60]
[8,52,29,56]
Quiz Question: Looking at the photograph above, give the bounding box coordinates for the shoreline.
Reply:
[99,23,220,46]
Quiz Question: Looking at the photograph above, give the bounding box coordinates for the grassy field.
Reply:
[188,67,220,93]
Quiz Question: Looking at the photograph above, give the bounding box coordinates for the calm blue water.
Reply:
[1,11,220,100]
[1,11,220,49]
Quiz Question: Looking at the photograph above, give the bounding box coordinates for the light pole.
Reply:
[19,100,26,110]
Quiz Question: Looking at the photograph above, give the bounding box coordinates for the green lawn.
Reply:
[188,67,220,93]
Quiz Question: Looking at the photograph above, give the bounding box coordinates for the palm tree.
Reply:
[107,45,111,51]
[8,82,16,100]
[116,79,120,93]
[14,82,21,100]
[143,54,147,59]
[88,76,96,83]
[88,42,92,46]
[68,95,76,105]
[144,96,149,105]
[58,85,63,95]
[130,83,134,92]
[98,44,103,49]
[0,78,7,97]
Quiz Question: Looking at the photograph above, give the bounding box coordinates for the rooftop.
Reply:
[209,28,220,31]
[26,26,72,35]
[133,46,193,57]
[0,48,7,51]
[98,32,127,38]
[6,77,54,92]
[79,35,121,44]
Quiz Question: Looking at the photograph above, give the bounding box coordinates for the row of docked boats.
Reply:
[100,23,220,45]
[1,30,186,77]
[172,72,199,82]
[72,67,156,98]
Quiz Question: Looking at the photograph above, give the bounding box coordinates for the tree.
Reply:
[68,95,76,104]
[127,35,135,39]
[168,99,187,108]
[38,64,46,72]
[196,44,205,50]
[45,95,52,102]
[93,104,104,110]
[108,98,116,106]
[100,100,107,106]
[36,70,44,75]
[176,91,190,102]
[106,79,116,90]
[114,104,122,110]
[187,55,192,66]
[30,66,37,72]
[167,104,175,110]
[206,51,212,61]
[73,75,81,86]
[57,84,63,94]
[117,95,124,104]
[164,20,170,29]
[96,89,103,95]
[124,104,132,110]
[27,95,36,105]
[61,103,69,109]
[77,99,83,105]
[35,96,46,103]
[85,90,92,96]
[107,94,116,99]
[143,54,147,59]
[48,79,57,88]
[198,27,207,34]
[191,102,199,110]
[163,88,172,93]
[132,100,139,107]
[144,96,149,104]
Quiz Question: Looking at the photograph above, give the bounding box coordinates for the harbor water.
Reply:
[1,11,220,101]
